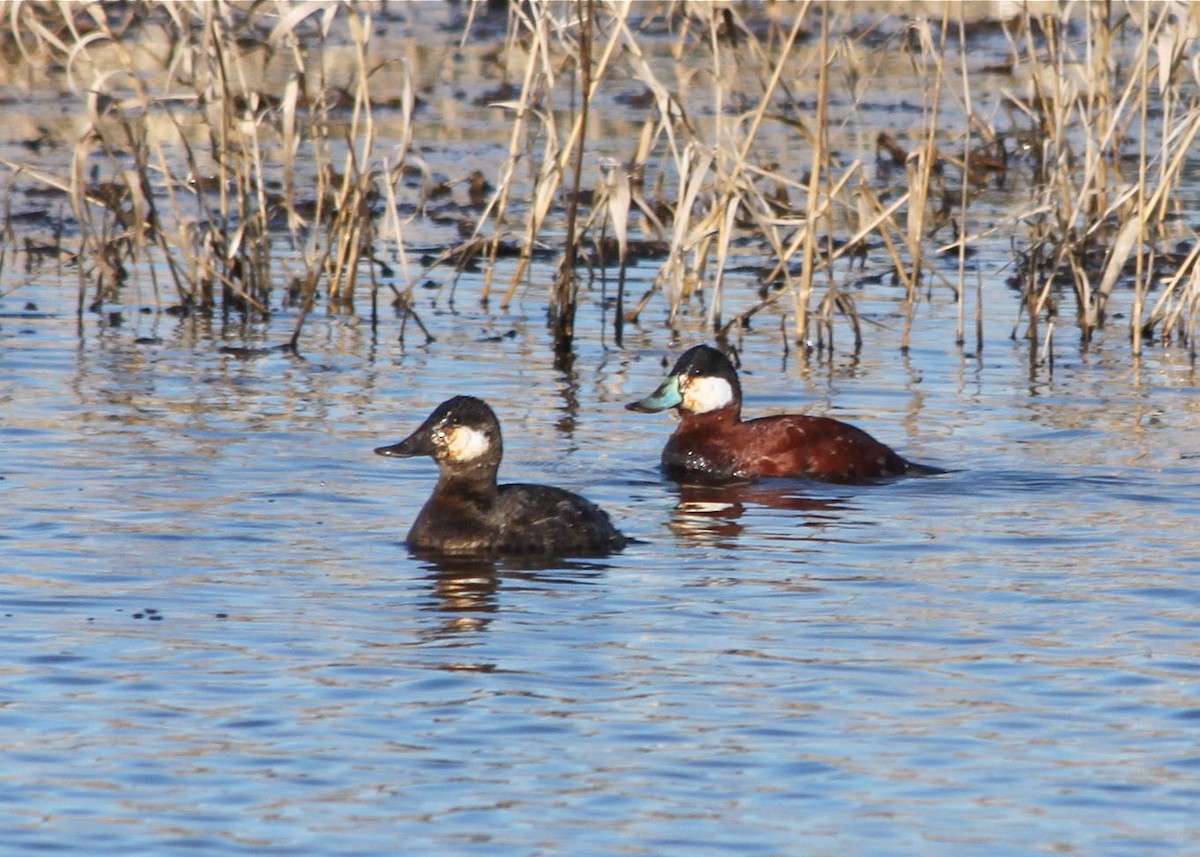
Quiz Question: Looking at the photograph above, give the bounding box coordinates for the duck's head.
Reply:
[376,395,503,471]
[626,344,742,417]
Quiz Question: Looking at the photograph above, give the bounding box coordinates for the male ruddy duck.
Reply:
[375,395,627,556]
[627,344,940,483]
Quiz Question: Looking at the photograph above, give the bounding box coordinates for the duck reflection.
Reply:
[417,554,502,637]
[413,549,610,642]
[668,479,853,547]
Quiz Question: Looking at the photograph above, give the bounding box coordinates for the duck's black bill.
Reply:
[374,431,433,458]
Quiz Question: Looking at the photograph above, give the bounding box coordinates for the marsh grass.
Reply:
[2,1,1199,362]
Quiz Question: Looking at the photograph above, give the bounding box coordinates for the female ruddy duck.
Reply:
[627,345,939,483]
[376,395,627,556]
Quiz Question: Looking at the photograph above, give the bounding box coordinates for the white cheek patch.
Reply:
[682,376,734,414]
[445,426,491,461]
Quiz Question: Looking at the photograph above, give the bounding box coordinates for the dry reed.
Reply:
[1,1,1197,361]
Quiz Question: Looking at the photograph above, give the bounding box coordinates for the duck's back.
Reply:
[666,412,912,482]
[492,483,627,554]
[407,482,625,555]
[744,414,911,480]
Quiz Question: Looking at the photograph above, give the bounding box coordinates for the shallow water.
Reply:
[4,4,1200,856]
[5,264,1200,855]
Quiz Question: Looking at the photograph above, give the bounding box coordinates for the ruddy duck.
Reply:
[376,396,627,556]
[627,344,939,483]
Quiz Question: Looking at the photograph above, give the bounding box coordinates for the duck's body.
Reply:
[405,478,627,555]
[628,345,936,484]
[660,406,913,482]
[377,396,626,556]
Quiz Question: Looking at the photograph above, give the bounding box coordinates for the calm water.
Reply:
[4,4,1200,856]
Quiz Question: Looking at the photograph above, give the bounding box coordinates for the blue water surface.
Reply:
[3,268,1200,856]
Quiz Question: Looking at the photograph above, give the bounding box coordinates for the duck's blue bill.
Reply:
[625,375,682,413]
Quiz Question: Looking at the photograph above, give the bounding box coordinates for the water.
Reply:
[5,5,1200,855]
[4,267,1200,855]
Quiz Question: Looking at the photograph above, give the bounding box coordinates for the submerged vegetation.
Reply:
[1,1,1199,363]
